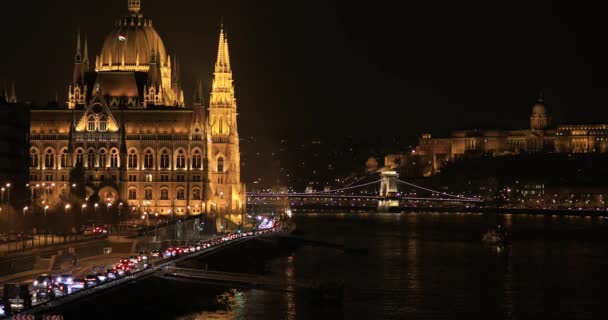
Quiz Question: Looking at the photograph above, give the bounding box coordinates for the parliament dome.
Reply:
[97,11,168,71]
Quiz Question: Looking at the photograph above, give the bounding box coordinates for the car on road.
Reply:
[54,274,73,285]
[105,269,118,280]
[35,286,55,300]
[70,279,86,291]
[84,275,100,287]
[33,274,53,289]
[150,250,162,258]
[52,283,68,297]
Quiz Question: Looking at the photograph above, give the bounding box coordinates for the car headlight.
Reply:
[34,281,38,286]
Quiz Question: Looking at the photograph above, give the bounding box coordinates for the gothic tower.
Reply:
[208,25,246,224]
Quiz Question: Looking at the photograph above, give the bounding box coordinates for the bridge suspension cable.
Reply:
[396,179,478,201]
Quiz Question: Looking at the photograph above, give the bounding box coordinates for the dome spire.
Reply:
[128,0,141,14]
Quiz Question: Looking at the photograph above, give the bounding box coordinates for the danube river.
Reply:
[58,212,608,319]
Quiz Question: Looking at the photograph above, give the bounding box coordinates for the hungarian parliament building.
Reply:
[27,0,245,221]
[386,96,608,175]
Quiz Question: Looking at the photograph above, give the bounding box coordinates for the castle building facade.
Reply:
[386,96,608,175]
[28,0,245,220]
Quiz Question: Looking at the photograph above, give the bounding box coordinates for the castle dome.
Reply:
[97,4,168,71]
[531,100,546,115]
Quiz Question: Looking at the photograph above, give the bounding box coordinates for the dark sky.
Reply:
[1,1,607,141]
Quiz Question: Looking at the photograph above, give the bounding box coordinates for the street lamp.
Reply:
[94,203,98,224]
[23,206,28,217]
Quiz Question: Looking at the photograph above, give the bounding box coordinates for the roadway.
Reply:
[6,229,279,318]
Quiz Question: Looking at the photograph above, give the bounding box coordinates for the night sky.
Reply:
[1,1,606,141]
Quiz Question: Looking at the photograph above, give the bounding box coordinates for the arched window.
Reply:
[160,150,170,169]
[176,188,185,200]
[110,149,118,168]
[217,157,224,172]
[176,150,186,169]
[128,150,138,168]
[87,150,95,168]
[193,188,201,200]
[160,188,169,200]
[128,188,137,200]
[192,150,201,169]
[60,150,69,168]
[99,116,107,132]
[87,116,96,131]
[145,188,153,200]
[44,149,55,169]
[75,149,84,165]
[99,149,107,168]
[144,150,153,169]
[30,150,39,168]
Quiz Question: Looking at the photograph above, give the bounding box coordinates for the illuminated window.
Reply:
[145,174,153,182]
[99,116,107,132]
[193,188,201,200]
[128,151,138,168]
[60,150,69,168]
[160,151,170,169]
[30,150,39,168]
[110,150,118,168]
[75,149,84,165]
[87,150,95,168]
[176,150,186,168]
[87,116,96,131]
[45,149,55,169]
[217,157,224,172]
[99,150,107,168]
[128,189,137,200]
[160,189,169,200]
[176,188,185,200]
[192,150,201,169]
[144,150,153,169]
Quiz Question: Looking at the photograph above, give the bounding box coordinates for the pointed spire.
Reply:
[136,47,140,66]
[75,28,82,63]
[215,23,232,72]
[194,80,204,106]
[83,34,89,68]
[8,81,17,103]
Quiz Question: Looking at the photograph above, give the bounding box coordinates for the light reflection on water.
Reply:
[61,211,608,319]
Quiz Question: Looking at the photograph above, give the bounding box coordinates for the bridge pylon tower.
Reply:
[379,171,399,210]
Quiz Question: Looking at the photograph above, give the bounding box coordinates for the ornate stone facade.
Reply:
[29,1,245,222]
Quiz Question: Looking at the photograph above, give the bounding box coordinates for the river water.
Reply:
[57,212,608,319]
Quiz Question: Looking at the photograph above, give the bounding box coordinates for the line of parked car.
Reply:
[1,229,275,316]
